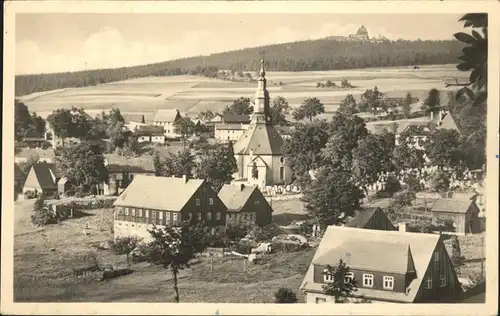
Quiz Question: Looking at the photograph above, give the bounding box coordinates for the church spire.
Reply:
[259,59,266,78]
[252,59,270,124]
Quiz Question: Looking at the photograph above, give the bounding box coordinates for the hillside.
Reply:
[15,39,464,97]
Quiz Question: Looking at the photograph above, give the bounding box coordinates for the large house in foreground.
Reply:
[300,226,462,303]
[113,175,227,241]
[22,162,62,197]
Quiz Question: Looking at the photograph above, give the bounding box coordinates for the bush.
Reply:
[451,235,465,266]
[41,141,51,150]
[24,190,38,199]
[31,207,56,226]
[272,241,308,253]
[274,287,298,303]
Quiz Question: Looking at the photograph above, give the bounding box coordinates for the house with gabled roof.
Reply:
[344,207,396,231]
[103,155,156,196]
[113,175,227,241]
[215,123,249,143]
[133,125,166,143]
[152,109,182,139]
[22,162,62,197]
[436,112,460,134]
[430,199,480,235]
[218,183,272,226]
[300,226,462,303]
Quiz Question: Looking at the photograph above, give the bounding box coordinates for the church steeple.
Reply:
[252,59,270,124]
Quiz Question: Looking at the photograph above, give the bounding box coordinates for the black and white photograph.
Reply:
[2,1,498,315]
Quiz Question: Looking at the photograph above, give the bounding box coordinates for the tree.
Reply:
[338,94,358,115]
[422,88,441,115]
[156,149,195,178]
[402,92,413,118]
[424,129,464,169]
[430,169,450,194]
[359,87,387,114]
[340,79,353,88]
[352,133,392,194]
[15,100,46,141]
[223,97,253,115]
[106,108,125,126]
[392,140,426,172]
[112,236,142,266]
[197,110,216,122]
[389,189,416,213]
[383,174,402,197]
[269,96,291,125]
[323,259,358,303]
[194,142,238,192]
[301,165,364,229]
[55,141,108,195]
[274,287,298,303]
[46,107,92,141]
[144,224,209,303]
[292,97,325,121]
[403,171,424,193]
[448,14,487,108]
[173,117,196,148]
[107,121,131,152]
[282,120,331,177]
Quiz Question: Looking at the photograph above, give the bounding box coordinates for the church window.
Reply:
[252,162,259,180]
[280,156,285,164]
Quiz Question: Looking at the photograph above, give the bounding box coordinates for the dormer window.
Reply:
[323,269,334,283]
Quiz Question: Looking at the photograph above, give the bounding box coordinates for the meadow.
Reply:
[19,64,468,121]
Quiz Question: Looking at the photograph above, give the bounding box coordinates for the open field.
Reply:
[13,199,315,302]
[19,64,468,120]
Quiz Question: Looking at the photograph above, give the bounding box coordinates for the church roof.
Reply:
[357,25,368,35]
[233,123,284,156]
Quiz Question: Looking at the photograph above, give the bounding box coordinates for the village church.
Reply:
[232,60,292,187]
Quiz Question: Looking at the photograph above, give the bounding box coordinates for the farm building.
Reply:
[22,130,47,148]
[133,125,165,143]
[232,60,292,187]
[152,109,182,139]
[215,123,248,142]
[222,114,251,125]
[113,175,227,241]
[300,226,462,303]
[103,155,156,196]
[218,183,273,226]
[22,162,62,198]
[344,207,396,231]
[430,199,481,235]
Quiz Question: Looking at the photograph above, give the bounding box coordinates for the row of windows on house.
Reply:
[323,271,447,291]
[116,207,222,221]
[322,252,447,291]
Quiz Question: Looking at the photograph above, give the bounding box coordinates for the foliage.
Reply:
[193,142,238,192]
[15,100,46,141]
[389,189,416,213]
[359,87,389,114]
[424,129,464,169]
[248,224,283,242]
[155,149,195,178]
[301,165,363,228]
[31,194,57,226]
[421,88,441,114]
[402,92,413,118]
[55,141,108,195]
[450,235,466,267]
[46,107,92,140]
[143,224,209,303]
[107,121,131,151]
[451,14,487,107]
[197,110,216,122]
[430,169,450,193]
[403,171,424,193]
[383,174,402,197]
[269,96,291,126]
[340,79,353,88]
[274,287,298,303]
[223,97,253,116]
[225,222,253,242]
[282,120,331,177]
[322,259,358,303]
[392,138,426,172]
[16,40,464,96]
[112,236,142,265]
[338,94,358,115]
[292,97,325,121]
[173,117,196,147]
[352,133,393,192]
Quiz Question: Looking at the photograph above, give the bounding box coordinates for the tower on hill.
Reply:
[232,60,292,188]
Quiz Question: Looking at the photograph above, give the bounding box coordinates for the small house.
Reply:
[103,155,156,196]
[113,175,228,241]
[152,109,182,139]
[218,183,273,226]
[344,207,396,231]
[23,130,47,148]
[222,114,251,125]
[134,125,166,143]
[214,123,248,142]
[430,199,481,235]
[22,162,62,197]
[300,226,462,303]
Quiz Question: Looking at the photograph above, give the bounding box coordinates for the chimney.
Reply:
[182,174,188,183]
[430,111,434,121]
[399,222,408,233]
[240,183,245,191]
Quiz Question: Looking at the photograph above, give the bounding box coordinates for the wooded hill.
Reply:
[15,39,464,96]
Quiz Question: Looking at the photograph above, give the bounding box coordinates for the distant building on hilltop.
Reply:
[349,25,370,41]
[232,60,292,187]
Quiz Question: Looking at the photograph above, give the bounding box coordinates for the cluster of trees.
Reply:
[316,79,352,89]
[15,100,46,141]
[221,96,291,126]
[16,39,463,96]
[154,141,238,192]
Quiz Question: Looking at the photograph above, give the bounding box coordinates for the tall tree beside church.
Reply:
[173,117,196,148]
[422,88,441,114]
[269,96,291,125]
[223,97,253,116]
[194,142,238,192]
[156,149,195,178]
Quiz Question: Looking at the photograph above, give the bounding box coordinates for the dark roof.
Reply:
[223,114,251,124]
[26,162,61,190]
[123,113,146,124]
[345,208,379,228]
[105,155,156,173]
[431,199,477,214]
[135,125,164,136]
[23,130,45,140]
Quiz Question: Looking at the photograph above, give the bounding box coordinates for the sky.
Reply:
[16,13,464,75]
